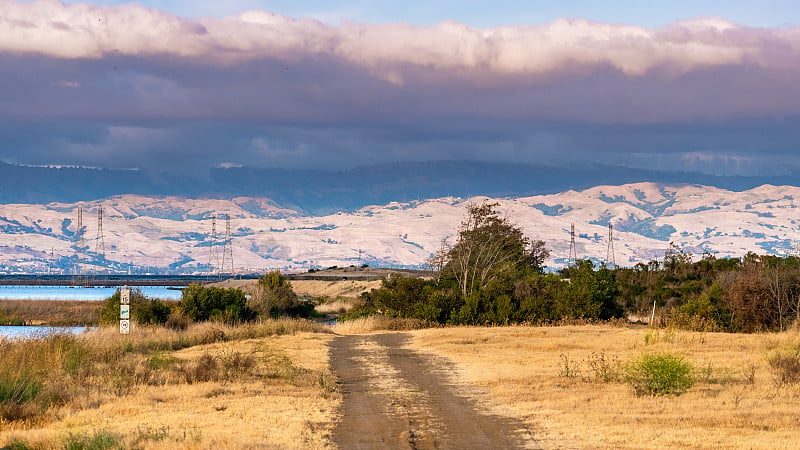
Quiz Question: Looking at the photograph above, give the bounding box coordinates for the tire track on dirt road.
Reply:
[330,333,537,449]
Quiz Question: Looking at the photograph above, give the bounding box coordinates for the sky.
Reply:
[1,0,800,176]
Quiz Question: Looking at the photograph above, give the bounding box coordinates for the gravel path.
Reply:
[330,333,537,449]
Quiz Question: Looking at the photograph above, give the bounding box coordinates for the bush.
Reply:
[165,310,190,330]
[98,288,173,326]
[180,284,254,324]
[249,271,312,318]
[133,299,173,325]
[0,374,41,421]
[625,352,694,396]
[63,430,124,450]
[767,347,800,386]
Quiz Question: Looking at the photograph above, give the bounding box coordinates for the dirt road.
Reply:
[330,333,537,449]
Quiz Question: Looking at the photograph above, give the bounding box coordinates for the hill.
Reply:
[2,182,800,274]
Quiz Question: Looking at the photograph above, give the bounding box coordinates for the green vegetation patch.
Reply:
[625,352,694,396]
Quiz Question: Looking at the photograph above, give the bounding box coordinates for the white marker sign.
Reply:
[120,286,131,305]
[120,286,132,334]
[120,304,130,320]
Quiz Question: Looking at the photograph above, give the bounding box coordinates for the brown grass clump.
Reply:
[0,320,339,449]
[315,296,363,314]
[332,315,435,334]
[409,324,800,449]
[767,346,800,386]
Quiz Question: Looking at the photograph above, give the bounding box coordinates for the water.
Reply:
[0,285,184,301]
[0,325,97,339]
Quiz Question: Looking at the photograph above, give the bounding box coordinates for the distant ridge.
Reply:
[2,161,799,214]
[3,183,800,274]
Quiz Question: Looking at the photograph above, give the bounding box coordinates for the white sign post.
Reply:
[120,285,131,335]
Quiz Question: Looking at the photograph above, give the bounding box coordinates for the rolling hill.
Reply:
[2,182,800,274]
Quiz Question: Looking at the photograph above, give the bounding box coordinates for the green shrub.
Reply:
[767,347,800,386]
[63,429,124,450]
[0,374,41,421]
[338,305,377,321]
[180,284,254,324]
[133,299,173,325]
[98,288,172,326]
[625,352,694,396]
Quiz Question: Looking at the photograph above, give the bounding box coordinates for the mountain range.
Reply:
[4,161,800,214]
[2,181,800,274]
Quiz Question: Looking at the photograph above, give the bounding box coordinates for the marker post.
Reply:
[120,285,131,335]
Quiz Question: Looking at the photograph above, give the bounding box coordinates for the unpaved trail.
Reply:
[330,333,537,449]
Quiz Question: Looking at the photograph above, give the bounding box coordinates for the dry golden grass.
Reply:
[0,321,339,449]
[291,280,382,299]
[0,300,101,325]
[314,298,361,315]
[332,316,434,335]
[409,325,800,449]
[215,279,381,300]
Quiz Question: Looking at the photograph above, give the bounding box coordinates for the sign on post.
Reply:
[120,285,131,335]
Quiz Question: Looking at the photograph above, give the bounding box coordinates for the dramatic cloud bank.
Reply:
[1,0,799,174]
[4,2,799,78]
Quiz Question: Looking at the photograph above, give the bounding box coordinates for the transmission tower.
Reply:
[95,206,106,261]
[207,214,218,275]
[568,223,578,264]
[606,223,616,267]
[220,214,234,276]
[73,206,84,275]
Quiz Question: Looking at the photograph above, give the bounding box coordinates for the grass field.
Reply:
[4,317,800,449]
[409,324,800,449]
[0,320,339,450]
[0,300,103,326]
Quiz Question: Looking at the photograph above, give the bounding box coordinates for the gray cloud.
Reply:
[1,1,799,175]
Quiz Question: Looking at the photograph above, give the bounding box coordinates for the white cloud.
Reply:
[2,1,798,79]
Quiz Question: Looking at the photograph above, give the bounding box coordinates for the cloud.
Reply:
[1,1,799,175]
[3,1,799,77]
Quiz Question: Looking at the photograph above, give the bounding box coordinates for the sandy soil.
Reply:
[329,333,538,449]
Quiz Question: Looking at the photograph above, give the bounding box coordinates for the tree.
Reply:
[426,237,451,284]
[528,239,550,273]
[664,242,692,275]
[250,270,311,318]
[443,201,529,299]
[562,260,623,320]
